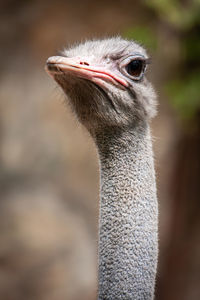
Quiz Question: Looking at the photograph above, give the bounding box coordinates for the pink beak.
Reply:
[45,56,128,89]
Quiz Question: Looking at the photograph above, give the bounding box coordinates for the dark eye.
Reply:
[125,59,145,78]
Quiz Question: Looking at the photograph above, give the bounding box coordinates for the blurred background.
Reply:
[0,0,200,299]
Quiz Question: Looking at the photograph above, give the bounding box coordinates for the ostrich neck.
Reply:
[95,123,158,300]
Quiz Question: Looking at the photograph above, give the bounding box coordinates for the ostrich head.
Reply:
[46,37,157,134]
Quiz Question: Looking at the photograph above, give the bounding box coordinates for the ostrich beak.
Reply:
[45,56,128,89]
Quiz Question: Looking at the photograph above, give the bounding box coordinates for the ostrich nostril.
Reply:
[80,61,89,66]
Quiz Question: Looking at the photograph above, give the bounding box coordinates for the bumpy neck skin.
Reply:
[95,123,158,300]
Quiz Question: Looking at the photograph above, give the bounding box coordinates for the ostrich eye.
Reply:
[125,59,145,78]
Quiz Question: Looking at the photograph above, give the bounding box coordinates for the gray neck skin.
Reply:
[95,122,158,300]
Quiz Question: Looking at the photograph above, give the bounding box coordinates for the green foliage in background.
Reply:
[166,72,200,121]
[145,0,200,122]
[145,0,200,30]
[124,26,157,51]
[125,0,200,124]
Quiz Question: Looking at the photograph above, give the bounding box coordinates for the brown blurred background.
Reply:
[0,0,200,299]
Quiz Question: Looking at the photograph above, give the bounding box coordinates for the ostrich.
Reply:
[45,37,158,300]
